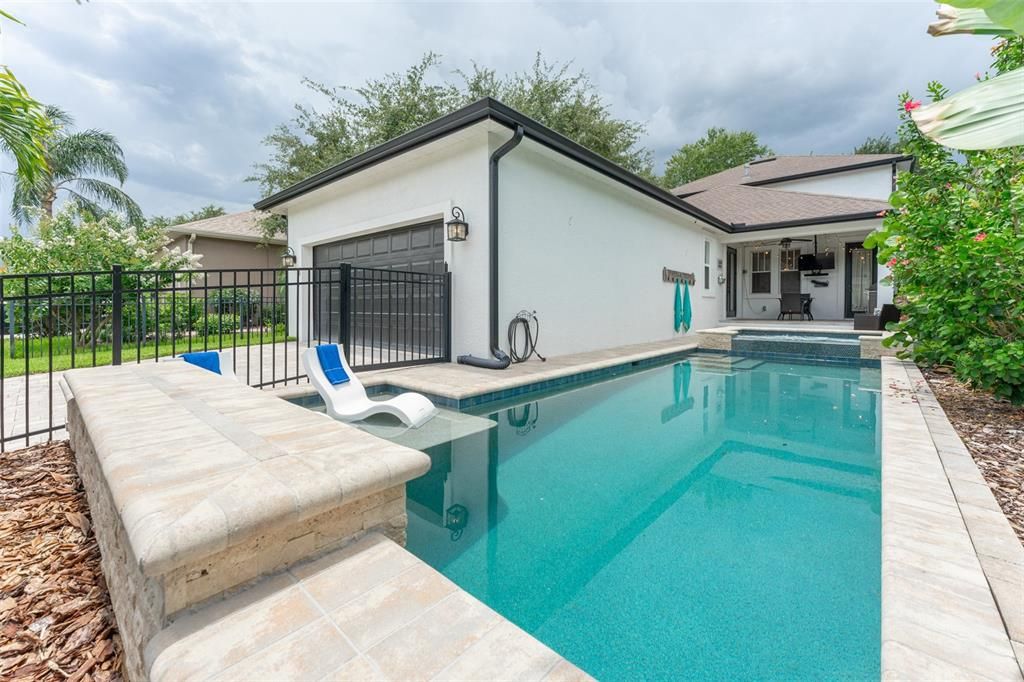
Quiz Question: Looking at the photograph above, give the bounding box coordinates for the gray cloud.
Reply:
[0,0,996,228]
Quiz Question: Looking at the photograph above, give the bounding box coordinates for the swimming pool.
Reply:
[404,354,881,680]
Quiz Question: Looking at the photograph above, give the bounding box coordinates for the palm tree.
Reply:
[0,68,50,184]
[11,105,142,224]
[1,10,51,183]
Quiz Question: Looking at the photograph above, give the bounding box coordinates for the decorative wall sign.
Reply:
[662,267,696,285]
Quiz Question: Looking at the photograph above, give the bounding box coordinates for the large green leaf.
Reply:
[911,67,1024,149]
[928,5,1015,36]
[943,0,1024,35]
[0,68,51,183]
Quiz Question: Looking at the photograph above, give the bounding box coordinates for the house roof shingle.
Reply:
[681,184,890,230]
[168,210,285,244]
[671,154,911,196]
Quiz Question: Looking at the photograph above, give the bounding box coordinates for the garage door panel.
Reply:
[313,221,445,274]
[312,222,447,360]
[389,232,409,251]
[410,226,433,250]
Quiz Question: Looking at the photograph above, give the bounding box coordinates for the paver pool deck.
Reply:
[59,336,1022,679]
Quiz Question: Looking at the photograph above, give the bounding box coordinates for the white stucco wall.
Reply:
[281,126,493,357]
[767,165,895,200]
[730,223,891,320]
[497,139,724,357]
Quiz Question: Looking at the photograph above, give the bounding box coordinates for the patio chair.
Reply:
[879,304,901,329]
[777,293,806,320]
[177,350,237,380]
[302,344,437,428]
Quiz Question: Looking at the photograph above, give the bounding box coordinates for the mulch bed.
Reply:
[924,369,1024,546]
[0,441,123,681]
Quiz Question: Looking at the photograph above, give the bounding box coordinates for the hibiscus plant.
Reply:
[865,37,1024,402]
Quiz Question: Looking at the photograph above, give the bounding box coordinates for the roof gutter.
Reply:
[728,210,885,233]
[671,155,915,197]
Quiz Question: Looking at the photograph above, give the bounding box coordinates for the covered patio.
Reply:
[719,225,892,325]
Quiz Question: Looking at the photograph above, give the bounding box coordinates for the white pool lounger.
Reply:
[302,344,438,428]
[173,350,237,380]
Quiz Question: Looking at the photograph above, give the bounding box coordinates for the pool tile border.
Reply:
[367,349,697,409]
[698,347,880,367]
[880,358,1023,680]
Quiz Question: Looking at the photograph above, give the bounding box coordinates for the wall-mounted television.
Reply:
[798,253,836,272]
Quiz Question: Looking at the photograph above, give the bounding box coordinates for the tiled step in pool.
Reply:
[686,353,765,375]
[731,331,864,360]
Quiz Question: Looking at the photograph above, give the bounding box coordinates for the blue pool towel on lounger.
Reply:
[181,351,221,375]
[316,344,350,385]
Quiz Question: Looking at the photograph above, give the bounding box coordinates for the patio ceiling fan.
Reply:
[762,237,814,249]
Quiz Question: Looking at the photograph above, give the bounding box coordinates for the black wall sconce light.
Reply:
[281,246,297,268]
[446,206,469,242]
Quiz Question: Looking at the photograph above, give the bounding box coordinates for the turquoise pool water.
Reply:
[405,354,881,680]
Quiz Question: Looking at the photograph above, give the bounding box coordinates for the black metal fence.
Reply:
[0,264,451,449]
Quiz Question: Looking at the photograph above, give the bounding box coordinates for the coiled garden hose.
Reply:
[507,310,546,363]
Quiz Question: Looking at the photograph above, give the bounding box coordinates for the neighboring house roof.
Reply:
[682,185,890,232]
[254,97,731,232]
[168,210,286,245]
[671,154,912,197]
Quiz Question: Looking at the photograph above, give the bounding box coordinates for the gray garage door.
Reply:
[311,222,447,363]
[312,221,445,274]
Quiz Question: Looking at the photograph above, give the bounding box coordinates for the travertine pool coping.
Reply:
[272,338,700,407]
[63,362,431,578]
[881,358,1023,679]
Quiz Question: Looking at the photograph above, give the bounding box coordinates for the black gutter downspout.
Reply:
[457,124,524,369]
[489,125,525,352]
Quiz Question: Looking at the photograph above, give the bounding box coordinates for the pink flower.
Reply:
[904,100,922,112]
[934,245,943,251]
[887,257,898,267]
[975,72,982,81]
[973,233,987,242]
[901,259,910,266]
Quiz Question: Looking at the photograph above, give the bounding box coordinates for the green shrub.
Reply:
[196,313,240,336]
[954,339,1024,403]
[867,39,1024,403]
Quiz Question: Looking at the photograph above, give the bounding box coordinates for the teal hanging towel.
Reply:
[674,280,683,332]
[682,280,693,332]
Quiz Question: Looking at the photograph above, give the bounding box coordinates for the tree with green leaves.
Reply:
[462,55,653,178]
[147,204,226,230]
[249,52,654,208]
[0,205,201,343]
[10,105,142,225]
[0,10,51,184]
[853,134,902,154]
[662,128,772,189]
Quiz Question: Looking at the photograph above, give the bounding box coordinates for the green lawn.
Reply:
[1,331,292,378]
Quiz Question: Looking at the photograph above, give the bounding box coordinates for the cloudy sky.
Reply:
[0,1,995,227]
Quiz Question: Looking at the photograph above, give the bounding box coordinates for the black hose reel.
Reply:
[507,310,546,363]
